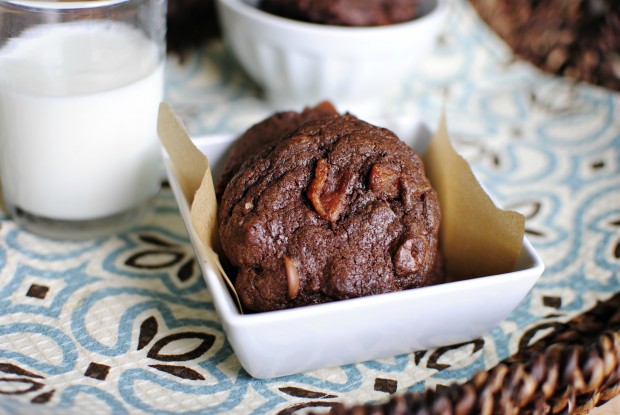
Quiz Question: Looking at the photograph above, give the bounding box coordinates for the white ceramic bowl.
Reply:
[215,0,448,111]
[164,116,545,379]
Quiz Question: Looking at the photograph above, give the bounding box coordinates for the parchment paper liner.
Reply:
[157,103,526,313]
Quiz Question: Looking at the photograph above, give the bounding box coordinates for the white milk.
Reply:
[0,21,163,221]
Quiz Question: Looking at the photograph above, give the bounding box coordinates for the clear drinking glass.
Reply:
[0,0,166,239]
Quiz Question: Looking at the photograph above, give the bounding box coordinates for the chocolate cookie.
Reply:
[258,0,418,26]
[470,0,620,91]
[218,113,442,312]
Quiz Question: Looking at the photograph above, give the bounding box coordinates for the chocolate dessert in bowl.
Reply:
[214,0,448,112]
[159,102,544,378]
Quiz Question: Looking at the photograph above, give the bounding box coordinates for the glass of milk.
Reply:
[0,0,166,239]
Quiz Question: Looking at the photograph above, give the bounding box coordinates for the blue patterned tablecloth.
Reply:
[1,1,619,414]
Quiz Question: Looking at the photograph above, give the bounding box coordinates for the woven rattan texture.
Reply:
[328,294,620,415]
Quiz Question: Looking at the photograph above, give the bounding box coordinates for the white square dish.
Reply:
[163,117,545,379]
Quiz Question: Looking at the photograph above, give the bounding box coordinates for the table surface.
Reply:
[0,1,619,414]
